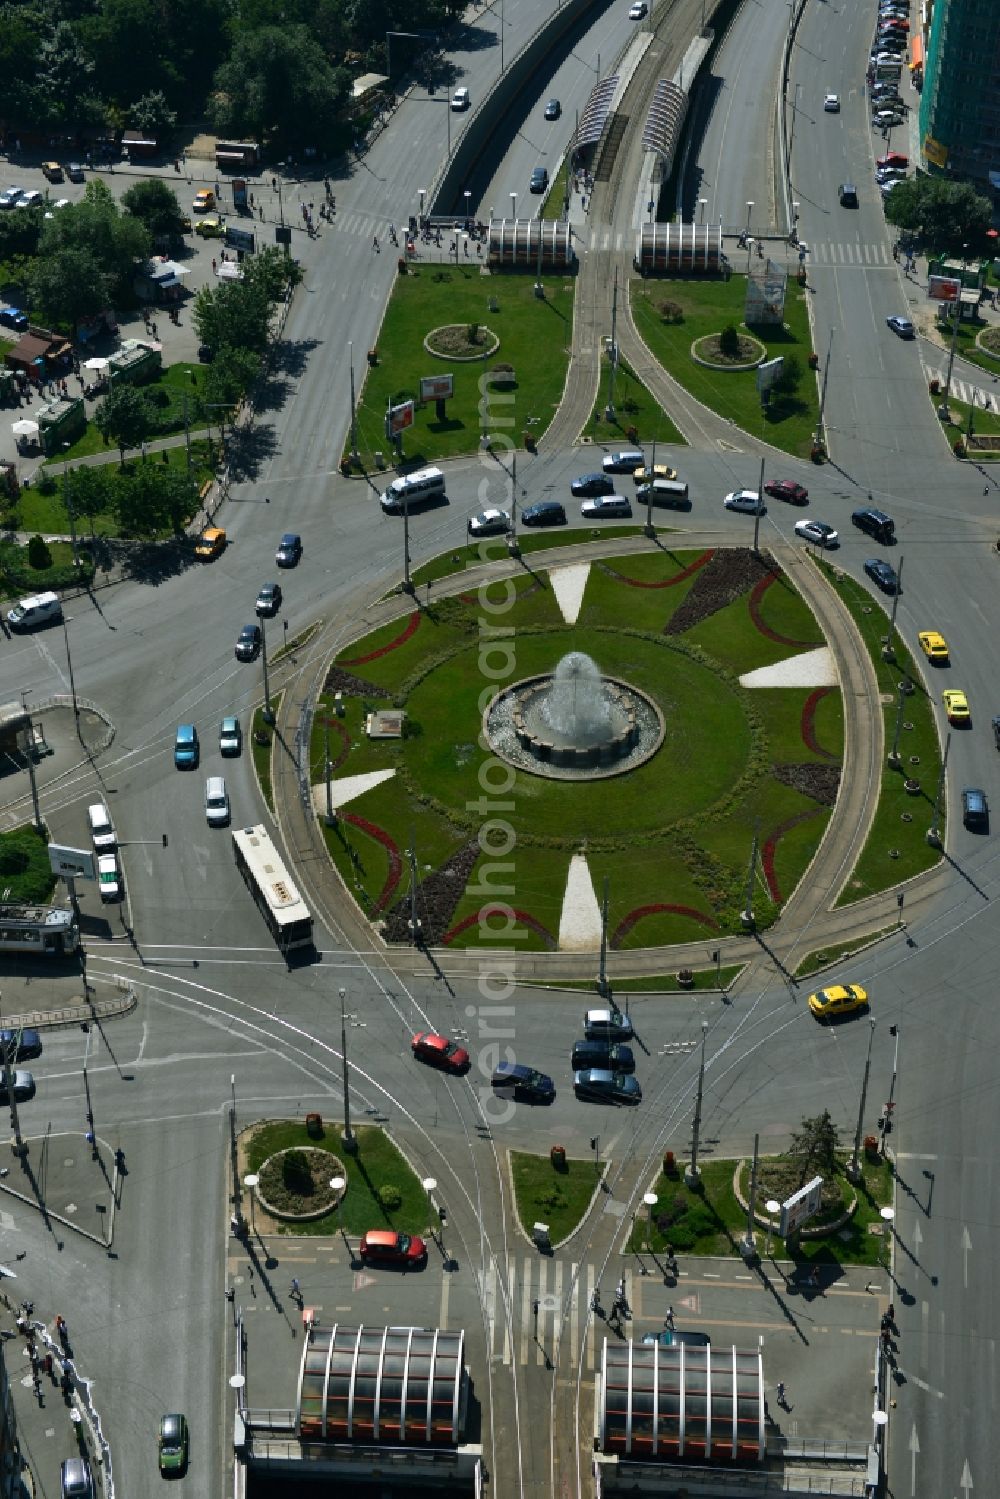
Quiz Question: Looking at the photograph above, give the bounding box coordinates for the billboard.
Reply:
[779,1175,824,1238]
[225,226,256,254]
[924,135,948,170]
[928,276,960,303]
[756,357,784,394]
[48,844,96,880]
[419,374,454,402]
[385,400,415,438]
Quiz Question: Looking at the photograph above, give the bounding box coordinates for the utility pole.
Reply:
[19,697,42,833]
[742,1133,760,1257]
[230,1073,244,1234]
[260,615,274,724]
[686,1021,709,1185]
[339,987,357,1154]
[881,1024,899,1157]
[814,328,835,453]
[407,838,421,945]
[887,680,906,768]
[534,219,545,297]
[847,1018,876,1182]
[752,455,764,555]
[605,269,619,421]
[882,557,904,659]
[928,731,950,846]
[348,342,359,462]
[402,494,413,593]
[939,246,968,423]
[324,718,335,826]
[741,823,759,928]
[597,875,611,1003]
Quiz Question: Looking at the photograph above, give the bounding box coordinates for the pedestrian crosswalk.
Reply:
[922,365,1000,412]
[805,242,896,267]
[476,1256,648,1369]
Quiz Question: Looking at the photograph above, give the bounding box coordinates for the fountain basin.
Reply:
[484,669,665,782]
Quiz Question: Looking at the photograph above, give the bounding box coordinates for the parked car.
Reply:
[0,1027,42,1062]
[521,501,566,527]
[411,1032,470,1072]
[15,190,42,209]
[794,519,839,547]
[192,188,215,212]
[886,315,914,338]
[158,1414,189,1475]
[632,464,677,484]
[863,558,898,593]
[42,161,64,182]
[64,163,86,182]
[220,716,242,755]
[97,853,121,903]
[807,983,868,1021]
[724,488,765,514]
[0,187,22,210]
[255,581,282,616]
[490,1061,555,1102]
[195,214,225,238]
[571,1039,636,1073]
[275,532,302,567]
[0,306,28,331]
[59,1458,93,1499]
[877,152,908,169]
[359,1229,427,1267]
[764,479,808,505]
[573,1069,642,1104]
[235,623,261,661]
[580,494,632,519]
[602,449,645,473]
[571,473,615,497]
[174,724,199,769]
[468,508,511,537]
[0,1070,35,1103]
[584,1008,634,1041]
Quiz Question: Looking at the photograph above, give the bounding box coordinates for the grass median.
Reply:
[510,1149,602,1245]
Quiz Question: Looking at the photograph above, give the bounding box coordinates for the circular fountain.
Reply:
[484,650,665,781]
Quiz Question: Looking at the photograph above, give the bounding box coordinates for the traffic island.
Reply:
[509,1148,604,1248]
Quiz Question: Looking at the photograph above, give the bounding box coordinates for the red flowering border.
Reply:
[442,909,557,948]
[800,686,837,759]
[612,902,719,947]
[760,808,826,902]
[603,549,715,589]
[340,611,420,666]
[342,813,403,911]
[322,718,352,774]
[748,573,818,647]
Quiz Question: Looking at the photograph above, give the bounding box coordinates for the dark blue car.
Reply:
[0,1027,42,1062]
[490,1061,555,1102]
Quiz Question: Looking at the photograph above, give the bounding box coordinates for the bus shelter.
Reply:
[635,222,725,275]
[487,219,574,270]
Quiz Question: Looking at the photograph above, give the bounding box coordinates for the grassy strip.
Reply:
[0,538,94,599]
[541,159,571,222]
[522,965,746,993]
[244,1121,428,1237]
[251,694,282,814]
[794,928,897,979]
[510,1150,602,1244]
[582,353,686,447]
[626,1153,893,1266]
[403,525,672,590]
[630,274,819,458]
[10,440,217,537]
[817,561,944,903]
[51,362,218,463]
[351,266,575,468]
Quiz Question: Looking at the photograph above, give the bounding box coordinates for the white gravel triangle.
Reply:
[739,647,838,688]
[548,563,591,625]
[558,852,604,951]
[310,769,396,815]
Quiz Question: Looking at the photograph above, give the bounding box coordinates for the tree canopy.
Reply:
[210,26,351,151]
[121,179,187,241]
[884,177,994,256]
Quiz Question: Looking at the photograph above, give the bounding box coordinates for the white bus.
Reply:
[0,903,79,956]
[231,825,314,953]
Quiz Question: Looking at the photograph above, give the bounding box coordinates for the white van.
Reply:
[205,776,230,827]
[6,591,62,631]
[87,801,116,852]
[381,466,446,514]
[636,478,690,508]
[451,87,470,111]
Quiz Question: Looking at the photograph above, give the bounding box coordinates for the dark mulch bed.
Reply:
[323,666,391,698]
[663,548,778,636]
[773,763,841,806]
[381,837,481,945]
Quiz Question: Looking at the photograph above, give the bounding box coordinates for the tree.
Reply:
[788,1111,840,1186]
[95,384,152,467]
[129,89,177,140]
[29,246,111,333]
[121,179,186,241]
[210,25,350,151]
[0,4,45,121]
[65,465,114,536]
[242,245,303,304]
[34,19,98,125]
[192,278,272,357]
[39,180,150,300]
[113,462,192,538]
[884,176,993,256]
[199,346,261,413]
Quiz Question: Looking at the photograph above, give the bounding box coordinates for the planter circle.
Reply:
[903,721,914,731]
[691,330,767,371]
[255,1147,349,1222]
[909,756,920,765]
[904,779,921,795]
[424,323,500,362]
[901,813,912,823]
[888,848,900,859]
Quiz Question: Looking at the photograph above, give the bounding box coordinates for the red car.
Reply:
[763,479,809,505]
[878,152,908,170]
[359,1229,427,1267]
[411,1032,470,1072]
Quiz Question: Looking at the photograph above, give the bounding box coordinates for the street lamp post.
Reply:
[330,1174,346,1238]
[463,189,471,226]
[643,1191,657,1251]
[418,189,426,223]
[686,1022,709,1185]
[340,987,357,1154]
[881,1024,899,1157]
[61,444,80,572]
[939,245,969,422]
[348,341,359,462]
[422,1176,438,1233]
[847,1018,877,1182]
[509,191,517,223]
[745,201,753,236]
[698,198,707,224]
[59,613,82,737]
[243,1173,259,1236]
[260,614,274,724]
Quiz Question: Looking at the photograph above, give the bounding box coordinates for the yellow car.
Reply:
[632,464,678,484]
[195,214,225,238]
[918,631,949,664]
[192,188,216,213]
[807,983,869,1021]
[194,526,226,560]
[943,689,970,725]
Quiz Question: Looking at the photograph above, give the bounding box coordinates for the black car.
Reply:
[571,472,615,497]
[0,1070,35,1104]
[64,163,86,183]
[529,166,549,193]
[275,532,302,567]
[544,99,561,120]
[522,501,566,527]
[571,1039,635,1073]
[235,623,262,661]
[490,1061,555,1102]
[962,787,989,830]
[573,1069,642,1104]
[864,558,899,593]
[255,581,282,616]
[0,1027,42,1062]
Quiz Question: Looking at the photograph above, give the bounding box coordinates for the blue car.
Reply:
[490,1061,555,1102]
[0,306,28,332]
[0,1027,42,1062]
[174,724,199,768]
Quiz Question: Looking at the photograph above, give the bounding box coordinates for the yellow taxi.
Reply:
[807,983,869,1022]
[192,188,216,213]
[632,464,678,484]
[918,631,949,664]
[195,526,226,560]
[41,161,64,183]
[195,214,225,238]
[943,689,970,725]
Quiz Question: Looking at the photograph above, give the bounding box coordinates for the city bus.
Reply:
[0,903,79,956]
[231,824,314,953]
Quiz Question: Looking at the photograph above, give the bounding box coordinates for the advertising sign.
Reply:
[928,276,960,303]
[419,374,454,402]
[779,1175,824,1238]
[225,226,256,255]
[756,357,784,394]
[385,400,415,438]
[48,844,96,880]
[924,135,948,170]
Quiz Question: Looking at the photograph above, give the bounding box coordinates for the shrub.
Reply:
[467,321,480,343]
[377,1183,402,1211]
[27,534,52,570]
[719,324,741,358]
[659,300,684,323]
[281,1149,315,1196]
[36,472,57,496]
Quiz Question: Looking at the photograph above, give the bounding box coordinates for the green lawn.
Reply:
[582,352,686,446]
[795,927,897,979]
[526,965,746,992]
[0,538,94,599]
[52,361,215,463]
[631,275,819,458]
[510,1150,602,1244]
[244,1121,429,1237]
[627,1153,893,1267]
[251,695,282,813]
[541,159,571,222]
[818,562,945,902]
[405,525,674,590]
[352,266,575,467]
[11,440,216,537]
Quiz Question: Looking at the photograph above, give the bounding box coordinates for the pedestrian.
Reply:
[212,258,217,273]
[249,192,255,208]
[373,235,380,252]
[290,1277,300,1297]
[665,1305,675,1330]
[809,1265,820,1289]
[886,1302,895,1326]
[776,1381,786,1406]
[259,205,264,220]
